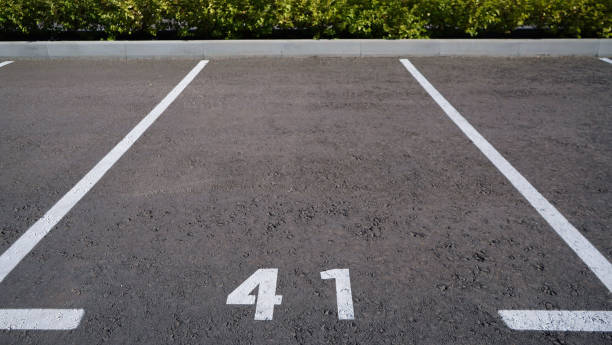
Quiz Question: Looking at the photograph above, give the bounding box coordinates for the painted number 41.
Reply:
[226,268,354,320]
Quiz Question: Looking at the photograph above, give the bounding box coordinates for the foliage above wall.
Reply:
[0,0,610,40]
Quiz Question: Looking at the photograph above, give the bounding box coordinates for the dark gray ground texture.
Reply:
[0,57,610,345]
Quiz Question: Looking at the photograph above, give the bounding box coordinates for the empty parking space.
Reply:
[0,58,610,344]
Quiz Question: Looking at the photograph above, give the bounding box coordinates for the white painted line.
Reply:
[401,58,612,332]
[499,310,612,332]
[0,61,14,68]
[0,60,208,283]
[400,58,612,293]
[600,57,612,64]
[0,309,84,330]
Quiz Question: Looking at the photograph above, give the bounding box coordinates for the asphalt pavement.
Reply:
[0,57,610,344]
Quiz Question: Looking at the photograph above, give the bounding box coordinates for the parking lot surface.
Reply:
[0,57,610,344]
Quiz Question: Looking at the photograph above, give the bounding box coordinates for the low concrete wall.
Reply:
[0,39,610,59]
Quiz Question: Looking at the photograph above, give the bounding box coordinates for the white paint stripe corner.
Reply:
[0,61,14,68]
[499,310,612,332]
[0,60,209,284]
[0,309,84,330]
[399,58,612,293]
[599,57,612,64]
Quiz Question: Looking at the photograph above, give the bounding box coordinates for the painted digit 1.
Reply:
[321,269,355,320]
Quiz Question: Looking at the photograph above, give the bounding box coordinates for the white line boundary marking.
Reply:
[400,58,612,332]
[0,309,85,330]
[0,60,208,330]
[399,58,612,291]
[600,57,612,64]
[0,61,14,68]
[0,59,208,283]
[499,310,612,332]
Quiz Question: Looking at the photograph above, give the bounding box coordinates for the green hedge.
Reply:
[0,0,610,40]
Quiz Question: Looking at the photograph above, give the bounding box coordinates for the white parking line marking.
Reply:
[400,58,612,332]
[0,309,84,330]
[600,57,612,64]
[0,60,208,284]
[499,310,612,332]
[0,61,13,68]
[400,58,612,292]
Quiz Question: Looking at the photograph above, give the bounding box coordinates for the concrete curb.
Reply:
[0,39,610,59]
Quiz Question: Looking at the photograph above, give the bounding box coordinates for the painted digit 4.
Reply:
[321,269,355,320]
[226,268,282,320]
